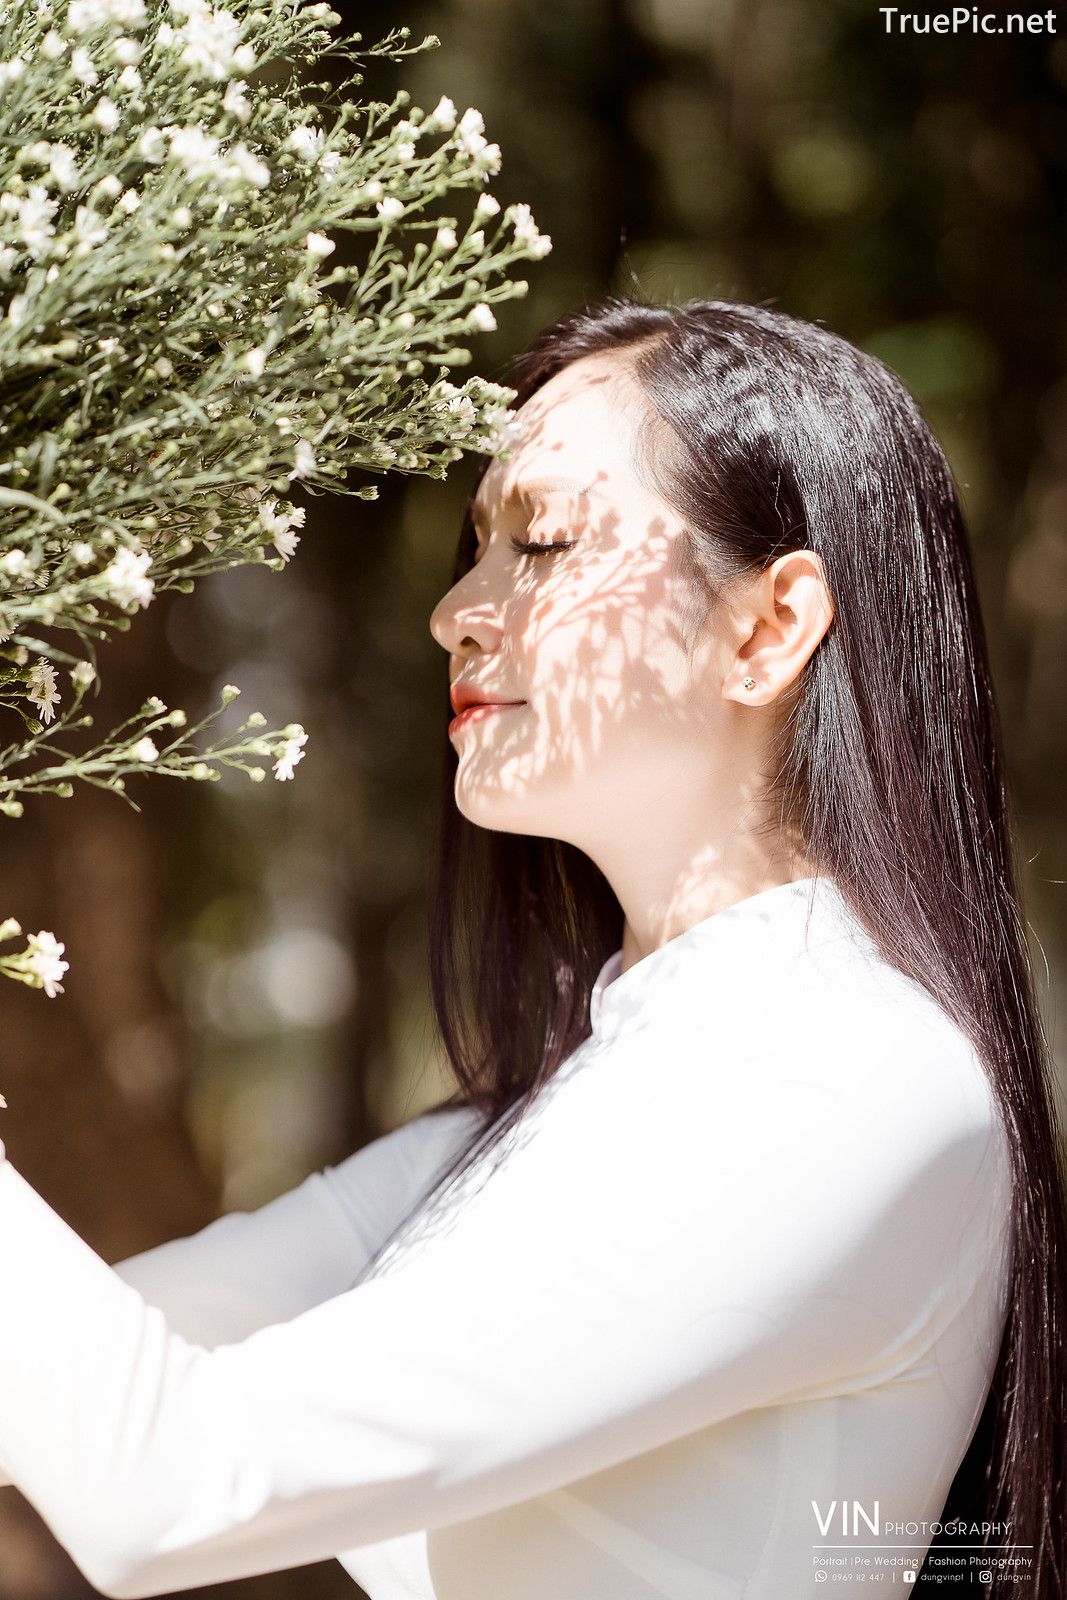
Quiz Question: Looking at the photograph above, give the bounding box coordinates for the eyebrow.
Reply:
[470,475,598,533]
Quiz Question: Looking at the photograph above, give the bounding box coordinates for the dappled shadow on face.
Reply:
[427,355,776,897]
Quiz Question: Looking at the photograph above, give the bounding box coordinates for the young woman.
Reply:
[0,296,1063,1600]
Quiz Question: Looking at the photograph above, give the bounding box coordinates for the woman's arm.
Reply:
[0,1025,1013,1600]
[0,1100,481,1488]
[108,1101,483,1341]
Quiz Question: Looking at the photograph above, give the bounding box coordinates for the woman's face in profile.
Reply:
[428,353,742,853]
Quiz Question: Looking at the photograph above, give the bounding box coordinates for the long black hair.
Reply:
[360,294,1067,1597]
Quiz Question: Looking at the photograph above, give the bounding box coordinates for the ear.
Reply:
[725,550,835,705]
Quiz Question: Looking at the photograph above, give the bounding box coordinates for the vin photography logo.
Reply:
[810,1502,1033,1586]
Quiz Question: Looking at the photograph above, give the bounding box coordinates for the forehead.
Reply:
[471,356,641,523]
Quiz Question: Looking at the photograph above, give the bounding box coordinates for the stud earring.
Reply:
[742,676,756,691]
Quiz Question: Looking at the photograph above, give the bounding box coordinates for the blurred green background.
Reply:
[1,0,1065,1594]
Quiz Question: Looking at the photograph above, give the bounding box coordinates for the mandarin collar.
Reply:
[587,876,858,1043]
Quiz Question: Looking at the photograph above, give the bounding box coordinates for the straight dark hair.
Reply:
[359,295,1067,1597]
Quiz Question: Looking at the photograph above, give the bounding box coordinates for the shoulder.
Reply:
[584,905,1012,1237]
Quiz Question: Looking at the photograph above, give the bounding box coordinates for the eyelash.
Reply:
[507,535,577,559]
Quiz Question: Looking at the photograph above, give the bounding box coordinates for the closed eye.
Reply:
[508,535,577,558]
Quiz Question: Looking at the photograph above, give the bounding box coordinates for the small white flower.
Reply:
[70,46,99,85]
[72,542,96,565]
[41,29,67,59]
[168,124,220,180]
[0,549,32,577]
[95,174,123,200]
[154,356,173,378]
[455,107,485,150]
[442,393,478,438]
[47,145,79,192]
[474,193,500,219]
[102,545,154,609]
[222,77,250,121]
[138,125,165,163]
[395,141,416,163]
[25,659,60,725]
[304,230,334,259]
[6,294,29,327]
[318,149,341,181]
[171,205,193,228]
[435,224,457,251]
[273,725,308,781]
[257,498,305,560]
[16,185,58,260]
[118,189,141,213]
[111,35,142,64]
[115,64,142,92]
[243,347,267,377]
[469,302,497,333]
[376,196,404,221]
[93,96,121,133]
[73,206,109,248]
[0,57,26,84]
[286,125,324,160]
[483,405,523,453]
[427,94,457,132]
[226,142,270,189]
[289,439,316,481]
[25,930,68,999]
[0,246,16,278]
[272,526,300,562]
[507,202,551,257]
[175,4,244,80]
[128,735,159,762]
[70,660,96,686]
[68,0,146,33]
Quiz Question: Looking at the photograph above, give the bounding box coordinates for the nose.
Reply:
[429,567,506,659]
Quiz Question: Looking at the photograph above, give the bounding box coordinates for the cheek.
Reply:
[518,566,705,739]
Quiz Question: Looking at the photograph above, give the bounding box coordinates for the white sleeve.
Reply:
[106,1101,482,1342]
[0,1033,1012,1600]
[0,1101,480,1492]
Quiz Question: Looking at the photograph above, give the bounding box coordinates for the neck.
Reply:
[615,844,817,978]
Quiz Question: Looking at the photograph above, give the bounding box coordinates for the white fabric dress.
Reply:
[0,876,1014,1598]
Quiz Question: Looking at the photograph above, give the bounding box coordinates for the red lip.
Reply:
[449,682,526,715]
[448,701,526,738]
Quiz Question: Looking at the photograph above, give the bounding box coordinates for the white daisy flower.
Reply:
[26,659,60,725]
[25,931,69,998]
[273,725,308,781]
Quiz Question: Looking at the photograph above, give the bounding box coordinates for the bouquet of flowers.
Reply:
[0,0,549,1028]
